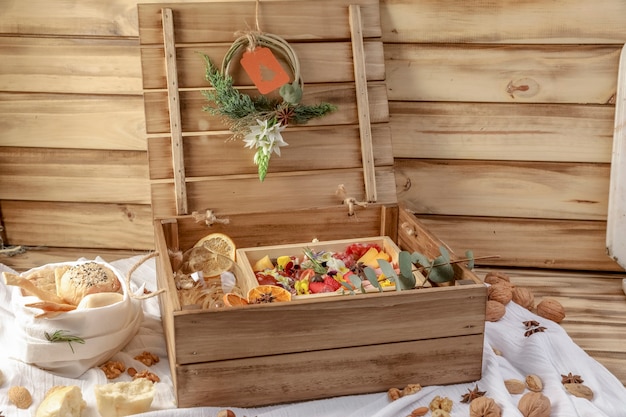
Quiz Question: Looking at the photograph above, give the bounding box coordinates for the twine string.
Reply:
[191,209,230,227]
[125,252,165,300]
[336,184,368,216]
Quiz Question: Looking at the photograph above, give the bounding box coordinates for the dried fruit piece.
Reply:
[564,383,594,400]
[536,298,565,323]
[8,386,33,409]
[485,300,506,322]
[518,392,551,417]
[469,396,502,417]
[525,374,543,392]
[504,379,526,395]
[223,292,249,307]
[247,285,291,304]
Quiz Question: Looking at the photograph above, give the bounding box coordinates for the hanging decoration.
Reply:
[200,4,336,181]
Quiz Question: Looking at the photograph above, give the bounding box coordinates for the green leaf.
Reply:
[438,246,451,262]
[363,268,382,292]
[428,255,455,283]
[411,252,431,268]
[465,250,475,269]
[398,251,413,280]
[340,281,355,295]
[349,274,365,294]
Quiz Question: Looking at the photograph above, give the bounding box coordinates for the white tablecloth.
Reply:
[1,255,625,417]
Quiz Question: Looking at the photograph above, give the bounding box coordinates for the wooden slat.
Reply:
[138,0,382,45]
[0,147,150,204]
[0,37,142,95]
[148,125,394,179]
[395,159,609,221]
[380,0,626,44]
[143,82,390,134]
[384,44,621,104]
[0,93,147,150]
[141,41,385,89]
[150,168,397,218]
[389,101,615,163]
[607,45,626,269]
[419,216,621,271]
[0,201,154,249]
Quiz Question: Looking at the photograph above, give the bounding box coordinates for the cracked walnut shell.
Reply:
[8,386,33,409]
[518,392,551,417]
[470,396,502,417]
[536,298,565,323]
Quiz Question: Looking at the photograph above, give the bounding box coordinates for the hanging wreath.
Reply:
[201,31,336,182]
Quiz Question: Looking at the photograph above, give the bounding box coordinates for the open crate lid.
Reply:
[138,0,396,224]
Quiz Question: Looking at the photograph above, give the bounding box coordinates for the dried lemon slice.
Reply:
[184,233,237,277]
[193,233,236,260]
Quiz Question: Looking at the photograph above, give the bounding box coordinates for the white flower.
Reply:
[243,118,288,160]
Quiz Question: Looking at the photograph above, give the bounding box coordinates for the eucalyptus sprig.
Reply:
[44,330,85,354]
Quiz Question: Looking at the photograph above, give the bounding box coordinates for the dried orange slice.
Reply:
[193,233,236,260]
[223,292,249,307]
[247,285,292,304]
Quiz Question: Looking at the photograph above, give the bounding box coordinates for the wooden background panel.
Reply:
[395,159,609,221]
[380,0,626,44]
[150,168,397,218]
[1,201,154,249]
[141,41,386,89]
[147,124,394,179]
[143,83,390,134]
[0,37,142,95]
[389,102,615,163]
[416,215,620,272]
[0,93,146,150]
[385,44,620,104]
[138,0,381,45]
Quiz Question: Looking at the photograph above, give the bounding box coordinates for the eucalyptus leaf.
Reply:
[363,268,382,292]
[438,245,451,262]
[398,251,413,280]
[428,256,455,283]
[340,281,355,295]
[465,250,475,269]
[411,252,431,268]
[349,274,365,294]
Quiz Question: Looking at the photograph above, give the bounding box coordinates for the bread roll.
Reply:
[94,378,155,417]
[36,385,86,417]
[56,262,122,306]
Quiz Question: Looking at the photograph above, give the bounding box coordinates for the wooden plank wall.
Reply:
[1,0,626,273]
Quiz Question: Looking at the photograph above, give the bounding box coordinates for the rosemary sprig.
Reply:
[44,330,85,354]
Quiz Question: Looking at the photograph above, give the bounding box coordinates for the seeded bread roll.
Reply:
[56,262,122,306]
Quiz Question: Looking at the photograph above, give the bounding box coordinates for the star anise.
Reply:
[275,105,295,127]
[561,372,584,384]
[460,385,486,403]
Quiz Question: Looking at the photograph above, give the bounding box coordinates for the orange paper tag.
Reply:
[240,46,290,94]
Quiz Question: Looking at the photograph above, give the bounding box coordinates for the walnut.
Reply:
[484,271,511,285]
[217,410,236,417]
[99,360,126,379]
[469,396,502,417]
[402,383,422,396]
[536,298,565,323]
[488,284,513,305]
[504,379,526,394]
[8,386,33,409]
[525,374,543,392]
[431,410,450,417]
[387,387,402,401]
[485,300,506,322]
[409,407,429,417]
[134,351,160,367]
[518,392,551,417]
[429,395,453,412]
[564,383,594,400]
[512,287,535,310]
[129,369,160,383]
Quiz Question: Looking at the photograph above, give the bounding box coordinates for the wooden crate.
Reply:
[153,205,487,408]
[139,0,486,408]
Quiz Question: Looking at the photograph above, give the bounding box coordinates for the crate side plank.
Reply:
[147,125,393,179]
[380,0,626,44]
[141,41,385,90]
[1,201,154,250]
[389,101,615,163]
[394,159,609,221]
[150,168,397,218]
[138,0,381,45]
[385,44,620,104]
[415,215,621,272]
[0,93,147,151]
[143,83,390,134]
[171,285,486,364]
[175,334,484,408]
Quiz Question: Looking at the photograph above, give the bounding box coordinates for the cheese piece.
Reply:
[94,378,155,417]
[35,385,86,417]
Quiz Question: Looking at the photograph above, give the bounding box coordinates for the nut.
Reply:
[484,271,511,285]
[130,369,160,383]
[402,383,422,396]
[518,391,551,417]
[217,410,236,417]
[469,396,502,417]
[8,386,33,409]
[431,410,450,417]
[134,351,160,366]
[564,383,594,400]
[485,300,506,322]
[99,360,126,379]
[504,379,526,394]
[536,298,565,323]
[488,284,513,305]
[429,395,453,412]
[410,407,429,417]
[512,287,535,310]
[387,387,402,401]
[525,374,543,392]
